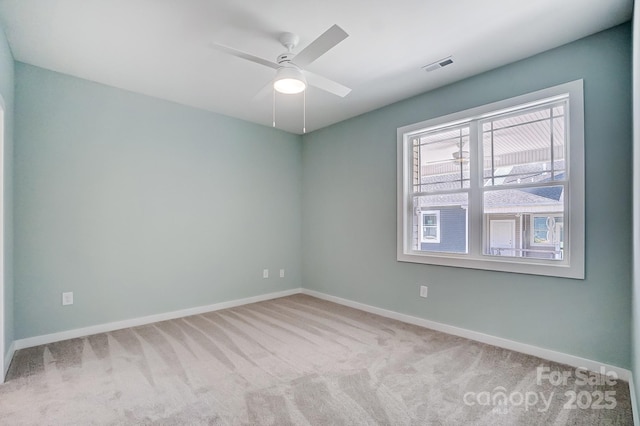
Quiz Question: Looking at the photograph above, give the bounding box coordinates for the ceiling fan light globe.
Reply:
[274,66,307,94]
[274,78,306,94]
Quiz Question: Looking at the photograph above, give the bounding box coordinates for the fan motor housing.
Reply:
[277,53,296,64]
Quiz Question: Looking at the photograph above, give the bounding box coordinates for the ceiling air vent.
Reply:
[422,56,454,72]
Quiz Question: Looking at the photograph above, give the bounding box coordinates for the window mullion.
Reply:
[490,121,495,186]
[550,106,555,180]
[468,119,483,257]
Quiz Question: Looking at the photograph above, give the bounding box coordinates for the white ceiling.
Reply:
[0,0,633,134]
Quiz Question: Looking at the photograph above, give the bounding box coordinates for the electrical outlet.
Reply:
[62,291,74,306]
[279,269,285,278]
[420,286,428,298]
[263,269,269,279]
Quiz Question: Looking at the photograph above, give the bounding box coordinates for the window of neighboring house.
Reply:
[531,215,563,246]
[420,210,440,243]
[397,80,584,279]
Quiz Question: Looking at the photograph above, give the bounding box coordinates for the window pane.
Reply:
[552,115,566,178]
[412,125,470,193]
[423,214,437,226]
[413,193,468,253]
[482,102,566,187]
[423,227,437,239]
[483,186,564,260]
[533,217,549,242]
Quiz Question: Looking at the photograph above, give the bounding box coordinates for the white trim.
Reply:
[13,288,302,350]
[629,374,639,425]
[3,340,13,380]
[301,289,631,381]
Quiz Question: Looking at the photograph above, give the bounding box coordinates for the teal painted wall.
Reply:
[0,23,14,359]
[14,63,302,339]
[302,24,632,368]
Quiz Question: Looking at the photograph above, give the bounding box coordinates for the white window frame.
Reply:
[397,80,585,279]
[419,210,440,244]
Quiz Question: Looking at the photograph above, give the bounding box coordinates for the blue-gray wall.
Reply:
[302,24,632,368]
[0,23,14,364]
[419,207,467,253]
[14,63,302,339]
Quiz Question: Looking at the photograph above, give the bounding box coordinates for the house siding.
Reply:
[419,206,467,253]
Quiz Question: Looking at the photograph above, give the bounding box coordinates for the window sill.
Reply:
[397,251,584,279]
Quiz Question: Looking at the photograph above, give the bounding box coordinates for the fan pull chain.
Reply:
[303,90,306,134]
[272,88,276,127]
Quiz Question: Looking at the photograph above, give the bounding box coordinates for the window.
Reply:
[531,215,563,246]
[397,80,584,278]
[420,210,440,243]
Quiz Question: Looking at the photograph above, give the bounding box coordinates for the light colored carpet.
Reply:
[0,294,633,425]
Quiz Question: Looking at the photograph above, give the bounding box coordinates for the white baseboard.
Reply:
[301,289,632,382]
[9,286,632,387]
[3,340,15,382]
[13,288,302,351]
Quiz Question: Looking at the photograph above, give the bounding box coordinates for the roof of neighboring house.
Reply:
[416,160,565,214]
[416,186,563,214]
[520,186,563,201]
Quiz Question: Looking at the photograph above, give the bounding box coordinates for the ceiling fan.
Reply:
[424,141,470,166]
[210,24,351,98]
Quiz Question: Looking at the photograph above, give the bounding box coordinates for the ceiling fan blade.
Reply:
[292,24,348,68]
[425,159,456,165]
[305,71,351,97]
[251,81,274,102]
[209,43,280,70]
